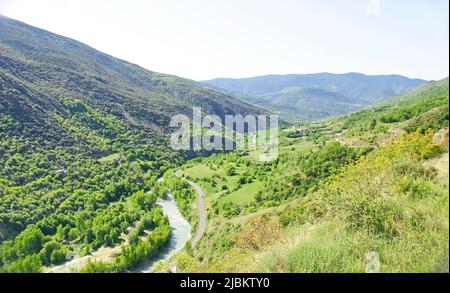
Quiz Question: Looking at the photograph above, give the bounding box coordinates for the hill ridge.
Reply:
[201,72,427,121]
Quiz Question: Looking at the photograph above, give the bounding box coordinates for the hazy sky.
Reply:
[0,0,448,80]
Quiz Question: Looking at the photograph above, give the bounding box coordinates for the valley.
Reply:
[0,15,448,274]
[202,73,426,122]
[153,78,449,273]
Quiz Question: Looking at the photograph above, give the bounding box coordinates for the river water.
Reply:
[134,194,191,273]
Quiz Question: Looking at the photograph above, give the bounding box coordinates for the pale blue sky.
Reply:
[0,0,448,80]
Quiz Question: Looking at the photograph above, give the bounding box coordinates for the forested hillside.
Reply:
[156,78,449,273]
[0,15,261,272]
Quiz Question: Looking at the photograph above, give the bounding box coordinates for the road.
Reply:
[182,177,206,246]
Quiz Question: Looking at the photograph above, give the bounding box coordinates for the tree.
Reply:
[85,229,95,243]
[50,249,66,264]
[225,166,236,176]
[15,226,45,256]
[7,255,42,273]
[40,241,60,265]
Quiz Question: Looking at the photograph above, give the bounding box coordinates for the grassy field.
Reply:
[220,181,264,204]
[184,157,249,201]
[183,164,215,179]
[98,153,121,163]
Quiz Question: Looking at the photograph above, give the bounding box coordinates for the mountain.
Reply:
[0,15,261,152]
[201,73,427,121]
[1,15,447,274]
[0,15,265,271]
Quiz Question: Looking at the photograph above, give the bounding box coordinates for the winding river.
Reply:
[46,178,193,273]
[134,193,191,273]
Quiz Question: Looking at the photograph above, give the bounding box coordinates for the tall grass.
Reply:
[219,133,449,273]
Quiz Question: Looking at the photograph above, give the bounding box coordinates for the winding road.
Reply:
[184,179,206,246]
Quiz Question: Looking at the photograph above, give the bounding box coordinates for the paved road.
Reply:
[182,177,206,246]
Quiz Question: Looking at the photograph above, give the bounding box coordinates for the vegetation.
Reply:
[0,15,448,273]
[157,78,449,273]
[337,78,449,145]
[182,141,369,219]
[80,218,170,273]
[202,73,425,122]
[0,15,258,273]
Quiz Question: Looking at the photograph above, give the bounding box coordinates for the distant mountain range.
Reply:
[201,73,427,121]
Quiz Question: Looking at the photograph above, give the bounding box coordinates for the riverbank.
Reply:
[134,194,191,272]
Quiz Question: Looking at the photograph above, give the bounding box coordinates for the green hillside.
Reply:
[154,78,449,273]
[335,77,449,146]
[0,16,262,272]
[0,15,448,274]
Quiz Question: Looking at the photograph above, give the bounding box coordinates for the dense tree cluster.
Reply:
[206,143,369,218]
[0,99,174,272]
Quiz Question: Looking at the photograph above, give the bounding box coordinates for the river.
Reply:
[134,193,191,273]
[45,180,192,273]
